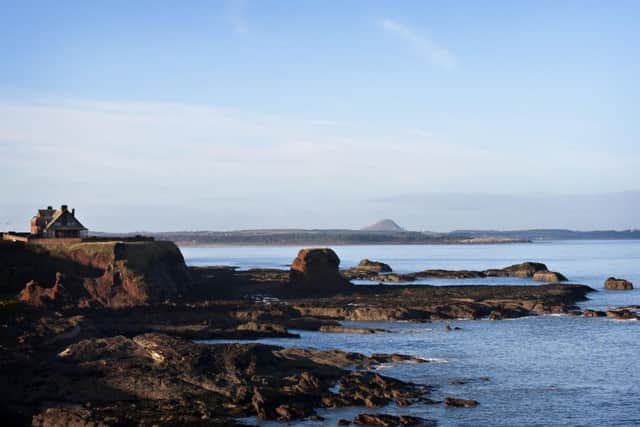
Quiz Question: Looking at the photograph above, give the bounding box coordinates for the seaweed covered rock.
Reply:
[290,248,351,293]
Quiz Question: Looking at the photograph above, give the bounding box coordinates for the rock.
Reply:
[414,262,560,280]
[18,275,69,307]
[15,241,191,308]
[338,419,352,426]
[444,397,478,407]
[353,413,434,426]
[399,416,435,426]
[325,371,427,409]
[290,248,351,293]
[376,273,415,283]
[32,406,109,427]
[357,259,392,273]
[414,269,484,279]
[236,321,288,335]
[582,309,606,317]
[532,271,568,282]
[319,325,388,334]
[603,277,633,290]
[605,309,637,320]
[278,348,425,369]
[8,333,430,424]
[487,311,503,320]
[499,262,549,278]
[370,353,427,364]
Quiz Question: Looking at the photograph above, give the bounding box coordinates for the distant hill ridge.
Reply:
[361,219,405,232]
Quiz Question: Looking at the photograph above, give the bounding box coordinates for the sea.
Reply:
[181,241,640,427]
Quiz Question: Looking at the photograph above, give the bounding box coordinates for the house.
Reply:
[30,205,88,238]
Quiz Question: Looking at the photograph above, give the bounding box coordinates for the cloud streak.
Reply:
[380,18,457,69]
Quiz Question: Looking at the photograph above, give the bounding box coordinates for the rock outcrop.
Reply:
[603,277,633,290]
[605,308,639,320]
[483,262,549,278]
[532,271,568,282]
[346,261,568,283]
[15,241,191,308]
[290,248,351,293]
[2,333,430,424]
[444,397,479,407]
[353,413,434,426]
[18,273,90,308]
[292,283,592,321]
[357,259,393,273]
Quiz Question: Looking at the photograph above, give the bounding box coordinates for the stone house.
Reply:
[30,205,88,238]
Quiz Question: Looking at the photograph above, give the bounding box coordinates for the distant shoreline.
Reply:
[87,229,640,247]
[174,238,530,247]
[87,228,640,247]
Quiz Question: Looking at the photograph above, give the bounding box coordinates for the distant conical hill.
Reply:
[361,219,405,232]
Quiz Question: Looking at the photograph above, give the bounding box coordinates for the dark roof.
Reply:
[36,209,55,218]
[45,209,87,231]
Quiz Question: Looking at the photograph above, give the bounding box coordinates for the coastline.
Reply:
[2,240,638,426]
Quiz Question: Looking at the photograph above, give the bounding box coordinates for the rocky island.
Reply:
[0,240,596,425]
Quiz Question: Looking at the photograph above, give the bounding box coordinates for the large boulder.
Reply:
[603,277,633,290]
[290,248,351,293]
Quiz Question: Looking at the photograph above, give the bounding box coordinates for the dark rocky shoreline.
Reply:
[0,241,599,425]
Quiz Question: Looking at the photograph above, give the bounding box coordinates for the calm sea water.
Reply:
[182,241,640,426]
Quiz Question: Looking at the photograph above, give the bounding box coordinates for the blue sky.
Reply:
[1,1,638,231]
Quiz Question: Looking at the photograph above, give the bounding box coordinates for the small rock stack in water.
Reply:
[290,248,351,293]
[603,277,633,290]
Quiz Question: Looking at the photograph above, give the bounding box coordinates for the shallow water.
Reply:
[183,241,640,426]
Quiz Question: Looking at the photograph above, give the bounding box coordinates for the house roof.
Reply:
[36,209,55,219]
[44,209,87,231]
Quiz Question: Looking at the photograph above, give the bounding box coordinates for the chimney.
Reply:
[72,208,75,216]
[47,206,53,210]
[61,204,68,212]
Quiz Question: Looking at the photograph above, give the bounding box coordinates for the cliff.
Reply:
[3,240,191,308]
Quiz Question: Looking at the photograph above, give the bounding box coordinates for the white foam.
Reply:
[422,357,449,363]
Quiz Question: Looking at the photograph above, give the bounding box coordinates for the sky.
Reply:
[1,0,639,232]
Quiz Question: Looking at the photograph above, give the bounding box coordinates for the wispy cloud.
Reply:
[379,18,457,69]
[227,0,248,34]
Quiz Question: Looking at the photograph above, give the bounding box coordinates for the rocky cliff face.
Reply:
[10,241,191,308]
